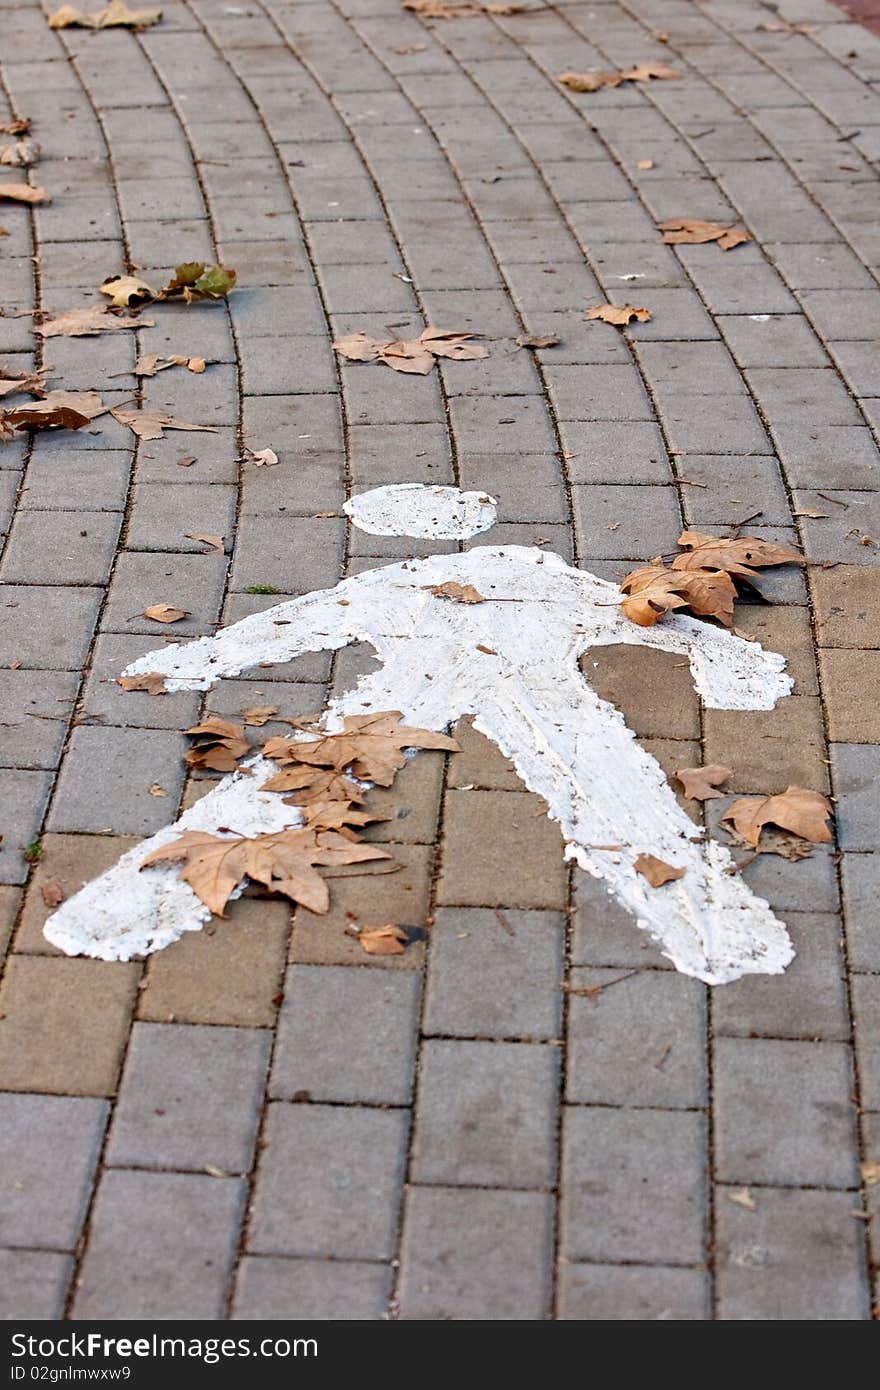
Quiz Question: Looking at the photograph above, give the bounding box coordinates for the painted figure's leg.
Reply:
[474,670,793,985]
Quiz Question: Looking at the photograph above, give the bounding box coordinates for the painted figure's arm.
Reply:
[122,581,371,692]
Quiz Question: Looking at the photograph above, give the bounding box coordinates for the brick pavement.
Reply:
[0,0,878,1321]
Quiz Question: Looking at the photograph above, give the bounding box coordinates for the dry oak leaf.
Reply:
[273,711,459,787]
[586,302,651,326]
[423,580,486,604]
[241,705,278,727]
[185,715,250,773]
[110,408,218,441]
[620,561,737,628]
[36,305,150,339]
[143,602,188,624]
[184,532,224,552]
[658,218,751,251]
[1,389,105,439]
[558,63,678,91]
[40,880,65,909]
[634,853,686,887]
[249,447,279,467]
[141,827,392,917]
[0,138,41,168]
[674,764,732,801]
[100,273,155,309]
[721,786,833,850]
[49,2,162,30]
[347,923,409,956]
[0,183,48,205]
[673,529,804,580]
[0,120,30,136]
[116,671,167,695]
[333,327,488,375]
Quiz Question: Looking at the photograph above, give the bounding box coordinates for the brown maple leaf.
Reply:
[0,137,40,168]
[276,712,459,786]
[620,562,737,628]
[265,762,367,804]
[36,305,150,338]
[241,704,278,727]
[333,327,487,375]
[558,63,678,92]
[1,390,105,438]
[674,764,732,801]
[100,274,155,308]
[423,580,486,604]
[634,853,686,887]
[721,787,833,850]
[658,218,751,251]
[116,672,167,695]
[0,369,47,400]
[111,409,219,441]
[673,529,804,580]
[302,801,390,837]
[516,333,560,350]
[141,827,393,917]
[184,716,250,773]
[586,303,652,326]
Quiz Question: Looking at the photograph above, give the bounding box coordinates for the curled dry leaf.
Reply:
[159,262,236,303]
[516,333,560,350]
[111,409,219,441]
[658,218,751,251]
[36,305,150,339]
[1,390,105,439]
[620,562,737,628]
[558,63,678,91]
[0,119,31,136]
[241,705,278,727]
[134,353,205,376]
[0,183,48,205]
[673,529,804,580]
[423,580,486,604]
[116,672,167,695]
[402,0,523,14]
[184,532,224,552]
[249,447,278,467]
[637,158,654,170]
[860,1159,880,1186]
[674,764,732,801]
[333,327,488,375]
[40,880,65,909]
[302,802,390,837]
[142,603,189,624]
[100,274,155,309]
[184,716,250,773]
[586,302,651,326]
[346,923,409,956]
[721,786,833,850]
[634,852,686,887]
[0,138,41,168]
[141,827,393,917]
[728,1187,757,1211]
[264,764,366,803]
[263,712,458,788]
[0,369,47,399]
[148,783,167,797]
[48,2,162,30]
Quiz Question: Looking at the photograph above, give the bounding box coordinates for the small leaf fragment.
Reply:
[586,302,651,326]
[674,764,732,801]
[346,923,409,956]
[49,2,162,29]
[143,602,189,624]
[117,672,167,695]
[558,63,678,92]
[423,580,486,604]
[100,273,156,308]
[241,705,278,727]
[40,880,65,909]
[728,1187,757,1211]
[634,853,686,887]
[110,409,219,441]
[333,326,487,375]
[0,183,48,205]
[516,333,560,349]
[36,305,150,339]
[249,447,279,467]
[658,218,751,251]
[184,532,224,552]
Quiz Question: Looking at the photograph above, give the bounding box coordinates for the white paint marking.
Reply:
[343,483,497,539]
[45,546,795,985]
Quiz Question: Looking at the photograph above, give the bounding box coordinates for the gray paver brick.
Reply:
[851,973,880,1113]
[74,1170,245,1320]
[0,1093,107,1250]
[571,483,682,558]
[0,670,78,771]
[125,483,237,554]
[233,1256,392,1321]
[48,727,187,836]
[0,585,102,671]
[714,913,850,1041]
[0,1249,73,1320]
[558,1263,709,1321]
[107,1022,270,1174]
[270,965,420,1104]
[831,744,880,850]
[0,511,121,586]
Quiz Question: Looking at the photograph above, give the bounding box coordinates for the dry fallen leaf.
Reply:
[674,764,732,801]
[1,389,105,439]
[634,853,686,887]
[48,2,162,30]
[264,763,366,803]
[142,827,393,917]
[158,262,236,303]
[637,158,654,170]
[249,447,279,467]
[586,302,651,326]
[673,529,804,581]
[558,63,678,91]
[241,704,278,727]
[346,923,409,955]
[134,352,205,376]
[722,787,833,850]
[402,0,523,14]
[0,138,41,168]
[0,369,47,399]
[263,712,458,788]
[728,1187,757,1211]
[0,119,31,136]
[143,602,188,624]
[658,218,751,251]
[423,580,486,604]
[620,562,737,628]
[100,273,155,309]
[176,455,195,468]
[148,783,167,797]
[110,409,219,441]
[185,715,250,773]
[184,532,224,552]
[860,1159,880,1186]
[116,671,167,695]
[40,880,64,909]
[516,333,560,350]
[0,183,47,205]
[36,305,150,339]
[333,326,487,375]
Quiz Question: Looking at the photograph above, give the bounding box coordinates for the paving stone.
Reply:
[271,964,420,1104]
[447,394,558,454]
[558,1263,710,1321]
[0,669,78,771]
[232,1256,391,1320]
[770,424,880,489]
[561,1106,706,1264]
[717,313,831,369]
[840,854,880,972]
[0,769,52,886]
[571,864,672,970]
[124,482,237,554]
[704,695,828,795]
[767,241,875,290]
[0,510,121,586]
[794,489,880,566]
[397,1187,553,1320]
[248,1103,408,1260]
[362,745,445,843]
[714,1037,859,1187]
[437,789,567,909]
[0,955,138,1096]
[80,633,202,732]
[831,744,880,850]
[0,1250,73,1320]
[412,1038,558,1188]
[571,483,682,558]
[546,364,654,423]
[567,967,706,1107]
[20,450,131,512]
[0,1093,107,1249]
[74,1170,245,1320]
[0,584,102,670]
[820,649,880,741]
[230,516,344,593]
[48,726,187,836]
[586,645,701,740]
[107,1022,270,1173]
[851,974,880,1113]
[715,912,849,1041]
[564,420,672,485]
[0,885,18,965]
[716,1186,869,1320]
[15,834,139,956]
[101,552,228,637]
[657,393,771,455]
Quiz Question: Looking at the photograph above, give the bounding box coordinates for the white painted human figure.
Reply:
[44,498,796,985]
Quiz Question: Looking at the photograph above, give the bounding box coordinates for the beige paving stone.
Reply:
[446,715,522,790]
[731,605,818,696]
[362,749,445,843]
[704,696,829,794]
[0,956,139,1096]
[138,898,289,1027]
[583,645,701,740]
[810,565,880,649]
[437,789,567,909]
[0,886,19,966]
[819,649,880,743]
[15,834,138,955]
